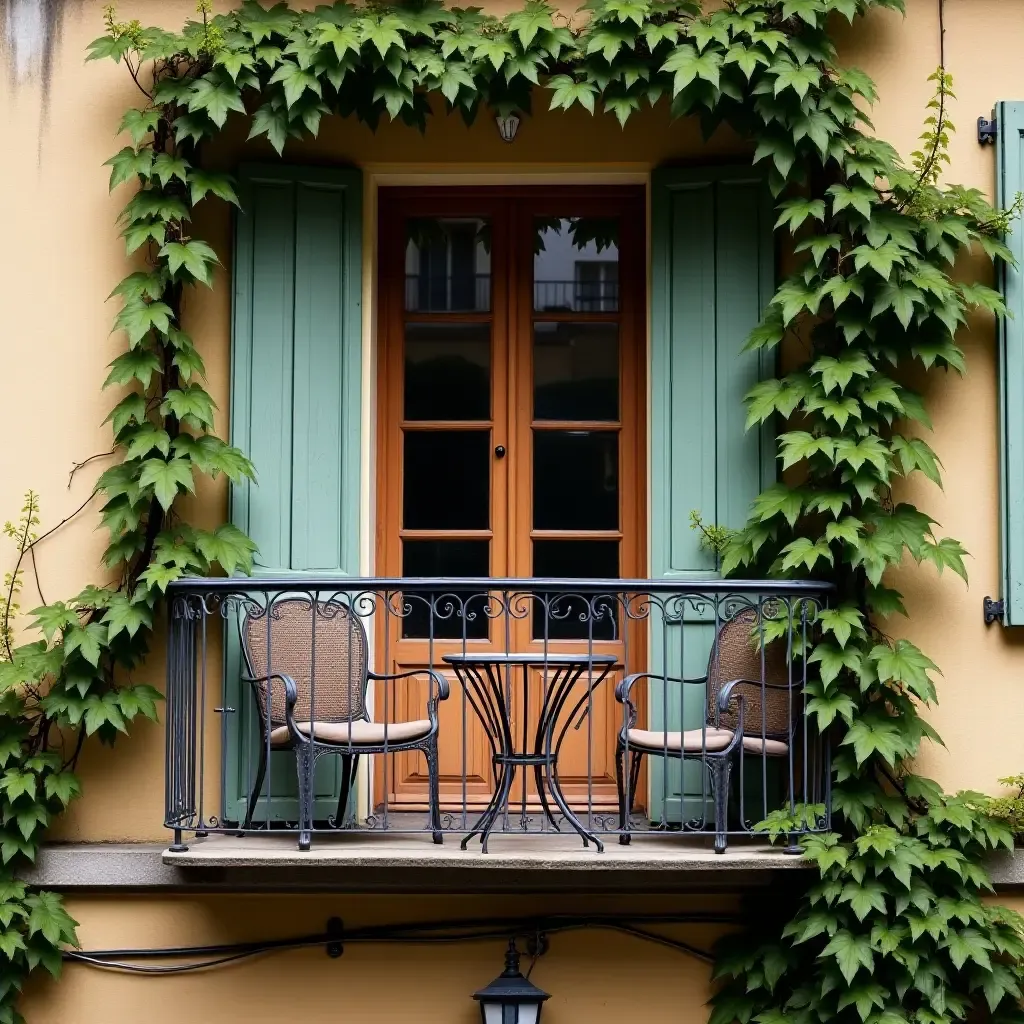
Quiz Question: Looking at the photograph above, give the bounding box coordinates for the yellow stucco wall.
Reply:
[2,0,1024,836]
[19,892,731,1021]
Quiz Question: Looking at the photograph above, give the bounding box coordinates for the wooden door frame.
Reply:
[373,185,648,813]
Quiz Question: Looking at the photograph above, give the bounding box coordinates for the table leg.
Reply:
[540,662,613,852]
[534,763,560,831]
[547,758,604,852]
[461,761,509,850]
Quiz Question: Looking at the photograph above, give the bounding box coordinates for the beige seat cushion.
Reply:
[741,736,789,756]
[626,727,734,752]
[625,728,789,757]
[269,720,432,747]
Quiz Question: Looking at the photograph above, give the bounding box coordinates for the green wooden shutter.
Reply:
[223,164,363,823]
[997,103,1024,626]
[648,166,775,823]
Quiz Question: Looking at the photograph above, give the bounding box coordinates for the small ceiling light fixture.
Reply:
[473,940,550,1024]
[495,112,521,143]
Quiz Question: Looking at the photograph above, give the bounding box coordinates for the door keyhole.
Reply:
[494,445,506,459]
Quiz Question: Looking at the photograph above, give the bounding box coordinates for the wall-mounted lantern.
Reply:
[473,940,549,1024]
[495,113,521,142]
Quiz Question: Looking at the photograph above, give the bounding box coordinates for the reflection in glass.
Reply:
[534,218,619,312]
[533,540,619,640]
[534,431,618,530]
[405,217,491,312]
[402,540,489,639]
[403,431,489,530]
[405,323,490,421]
[534,322,619,421]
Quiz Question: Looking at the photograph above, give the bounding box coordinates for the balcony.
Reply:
[164,577,830,871]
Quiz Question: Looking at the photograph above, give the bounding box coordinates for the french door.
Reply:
[376,186,646,812]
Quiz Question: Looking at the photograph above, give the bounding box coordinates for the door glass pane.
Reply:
[402,540,489,638]
[405,217,490,312]
[534,217,619,312]
[403,431,489,529]
[534,322,619,421]
[405,323,490,421]
[533,540,619,639]
[534,431,618,530]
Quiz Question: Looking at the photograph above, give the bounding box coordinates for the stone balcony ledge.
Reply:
[21,841,1024,893]
[23,835,811,892]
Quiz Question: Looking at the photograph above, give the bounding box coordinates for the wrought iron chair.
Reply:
[239,597,450,850]
[614,607,795,853]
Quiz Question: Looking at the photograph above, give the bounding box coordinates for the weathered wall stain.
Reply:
[2,0,75,112]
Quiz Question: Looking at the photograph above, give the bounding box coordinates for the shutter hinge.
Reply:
[984,596,1005,625]
[978,116,998,146]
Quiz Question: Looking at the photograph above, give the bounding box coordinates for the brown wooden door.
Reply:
[376,187,646,814]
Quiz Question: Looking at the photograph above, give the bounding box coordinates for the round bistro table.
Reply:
[442,651,617,853]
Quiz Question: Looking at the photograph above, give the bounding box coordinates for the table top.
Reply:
[442,652,617,668]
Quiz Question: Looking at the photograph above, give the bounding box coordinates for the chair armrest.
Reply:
[615,672,708,702]
[718,677,778,712]
[243,673,300,742]
[368,668,451,701]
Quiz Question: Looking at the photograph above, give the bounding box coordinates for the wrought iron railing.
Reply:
[165,577,831,853]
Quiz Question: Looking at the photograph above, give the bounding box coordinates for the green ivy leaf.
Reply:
[194,524,259,575]
[171,434,255,481]
[547,75,598,113]
[64,623,106,668]
[820,930,874,984]
[159,239,220,286]
[812,350,873,394]
[116,684,164,723]
[771,59,820,99]
[943,928,993,971]
[151,153,190,187]
[43,772,82,807]
[891,435,943,486]
[160,384,217,430]
[113,299,173,346]
[839,879,887,922]
[920,536,969,581]
[188,72,246,127]
[828,183,876,219]
[104,146,154,191]
[138,457,196,511]
[0,770,36,804]
[118,108,161,146]
[105,594,154,641]
[122,423,172,461]
[187,170,240,207]
[25,892,78,946]
[775,197,826,232]
[851,241,907,280]
[268,60,323,107]
[104,348,162,390]
[806,691,858,730]
[83,692,128,736]
[138,562,184,594]
[818,604,863,647]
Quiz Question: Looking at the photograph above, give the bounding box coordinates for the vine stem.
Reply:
[1,496,39,662]
[68,449,117,489]
[25,492,98,554]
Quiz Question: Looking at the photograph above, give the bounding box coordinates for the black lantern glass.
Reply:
[473,940,549,1024]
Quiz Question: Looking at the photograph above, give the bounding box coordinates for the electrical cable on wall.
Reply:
[61,912,739,976]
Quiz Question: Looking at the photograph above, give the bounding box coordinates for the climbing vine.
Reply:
[0,0,1020,1020]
